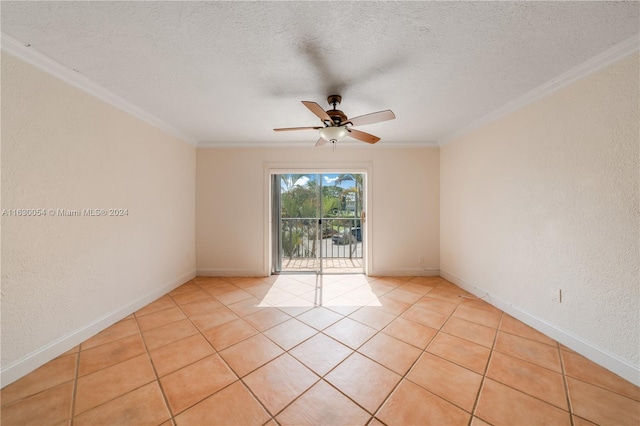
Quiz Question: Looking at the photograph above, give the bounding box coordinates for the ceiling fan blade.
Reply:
[302,101,332,122]
[347,110,395,127]
[347,128,380,144]
[315,137,328,147]
[273,126,323,132]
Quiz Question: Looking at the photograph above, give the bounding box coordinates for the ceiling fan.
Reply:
[274,95,395,146]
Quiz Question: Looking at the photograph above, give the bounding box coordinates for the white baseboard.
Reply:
[197,268,441,278]
[369,267,440,277]
[440,270,640,387]
[196,268,268,277]
[0,270,196,388]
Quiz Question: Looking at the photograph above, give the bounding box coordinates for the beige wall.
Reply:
[1,53,196,383]
[3,43,637,387]
[196,147,440,276]
[440,54,639,372]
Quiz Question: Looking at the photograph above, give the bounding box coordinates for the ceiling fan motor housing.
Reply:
[328,109,347,125]
[326,95,347,125]
[327,95,342,105]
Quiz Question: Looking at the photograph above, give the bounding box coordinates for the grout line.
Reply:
[321,376,379,417]
[68,346,81,425]
[158,278,275,422]
[260,375,322,420]
[558,345,576,426]
[492,327,558,348]
[469,319,578,417]
[468,311,504,425]
[469,315,581,421]
[220,275,403,421]
[567,374,640,403]
[369,349,425,422]
[73,381,162,421]
[190,277,278,423]
[558,347,640,402]
[150,277,242,420]
[10,275,635,425]
[370,281,464,421]
[131,312,175,425]
[69,325,158,421]
[236,355,290,422]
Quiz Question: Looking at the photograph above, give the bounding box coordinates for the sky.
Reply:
[282,173,358,191]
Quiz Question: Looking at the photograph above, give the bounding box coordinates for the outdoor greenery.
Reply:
[279,173,363,258]
[280,173,362,219]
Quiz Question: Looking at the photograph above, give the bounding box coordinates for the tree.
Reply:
[278,173,364,259]
[279,174,319,258]
[334,173,363,218]
[322,185,343,200]
[280,175,318,218]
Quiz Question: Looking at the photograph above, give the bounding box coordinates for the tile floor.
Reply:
[2,275,639,425]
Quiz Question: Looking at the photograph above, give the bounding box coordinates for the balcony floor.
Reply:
[282,257,363,274]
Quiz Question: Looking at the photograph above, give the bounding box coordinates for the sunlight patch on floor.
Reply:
[257,274,381,308]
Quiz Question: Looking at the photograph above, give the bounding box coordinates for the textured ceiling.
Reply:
[1,1,639,146]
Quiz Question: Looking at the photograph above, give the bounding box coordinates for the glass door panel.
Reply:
[273,173,364,274]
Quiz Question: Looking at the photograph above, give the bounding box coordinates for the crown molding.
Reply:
[439,33,640,145]
[197,140,439,148]
[1,33,198,147]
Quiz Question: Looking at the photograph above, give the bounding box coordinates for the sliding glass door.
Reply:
[272,173,364,274]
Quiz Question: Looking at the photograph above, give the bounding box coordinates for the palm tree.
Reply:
[280,174,305,192]
[280,174,320,258]
[334,173,363,218]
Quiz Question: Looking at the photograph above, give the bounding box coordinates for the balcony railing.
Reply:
[281,217,362,260]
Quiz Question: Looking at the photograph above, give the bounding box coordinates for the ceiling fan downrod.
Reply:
[326,95,347,126]
[328,94,341,110]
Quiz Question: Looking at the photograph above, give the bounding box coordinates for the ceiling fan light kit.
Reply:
[274,95,396,147]
[319,126,347,143]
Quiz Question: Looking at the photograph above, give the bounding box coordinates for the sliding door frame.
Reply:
[264,162,373,276]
